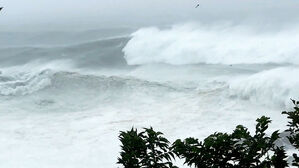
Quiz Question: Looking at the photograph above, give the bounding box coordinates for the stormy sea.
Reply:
[0,24,298,167]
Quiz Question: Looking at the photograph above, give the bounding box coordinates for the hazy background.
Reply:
[1,0,299,31]
[1,1,299,168]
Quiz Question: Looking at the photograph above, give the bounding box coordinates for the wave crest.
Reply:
[0,70,52,96]
[123,24,299,65]
[229,67,299,108]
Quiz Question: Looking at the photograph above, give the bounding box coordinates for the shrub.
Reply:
[118,127,177,168]
[172,116,282,168]
[118,100,299,167]
[118,128,147,168]
[282,99,299,166]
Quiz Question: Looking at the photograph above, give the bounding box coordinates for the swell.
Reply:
[0,28,134,47]
[0,70,179,97]
[0,37,130,68]
[2,65,298,109]
[1,25,298,110]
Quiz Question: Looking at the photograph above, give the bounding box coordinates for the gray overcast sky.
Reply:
[1,0,299,31]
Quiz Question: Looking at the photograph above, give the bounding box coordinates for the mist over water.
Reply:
[0,20,298,167]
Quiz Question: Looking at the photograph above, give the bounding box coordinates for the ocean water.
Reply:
[0,24,298,167]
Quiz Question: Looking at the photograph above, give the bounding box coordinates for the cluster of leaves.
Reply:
[118,100,299,168]
[172,116,286,167]
[282,99,299,166]
[118,127,177,168]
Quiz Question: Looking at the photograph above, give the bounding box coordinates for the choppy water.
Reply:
[0,24,298,168]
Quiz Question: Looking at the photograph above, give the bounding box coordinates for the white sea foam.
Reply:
[0,70,52,96]
[229,66,299,108]
[123,23,299,65]
[0,60,74,96]
[0,25,298,168]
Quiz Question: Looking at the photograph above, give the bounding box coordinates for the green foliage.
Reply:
[271,147,289,168]
[118,128,147,168]
[118,99,299,167]
[282,99,299,167]
[172,116,281,168]
[172,133,236,168]
[293,154,299,167]
[118,127,177,168]
[237,117,280,167]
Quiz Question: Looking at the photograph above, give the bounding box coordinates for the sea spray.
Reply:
[123,24,299,65]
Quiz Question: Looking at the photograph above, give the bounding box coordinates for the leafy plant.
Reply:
[271,147,288,168]
[236,116,280,167]
[118,99,299,167]
[172,116,282,168]
[282,99,299,167]
[172,133,236,168]
[118,127,177,168]
[118,128,147,168]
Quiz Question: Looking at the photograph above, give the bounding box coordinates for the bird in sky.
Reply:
[0,7,3,12]
[195,4,200,8]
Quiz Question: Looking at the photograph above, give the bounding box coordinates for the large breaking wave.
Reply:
[121,24,299,109]
[1,25,298,168]
[1,24,298,109]
[123,24,299,65]
[229,66,299,108]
